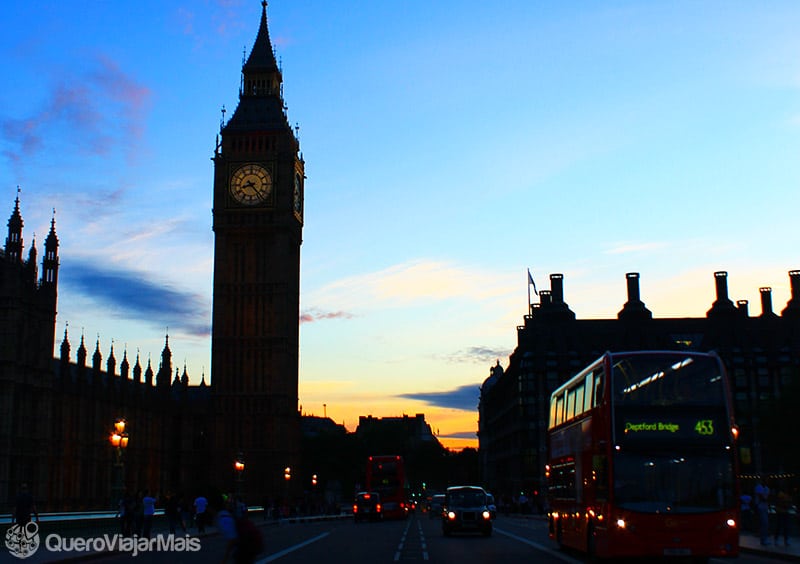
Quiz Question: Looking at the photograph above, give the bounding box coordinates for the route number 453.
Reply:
[694,419,714,435]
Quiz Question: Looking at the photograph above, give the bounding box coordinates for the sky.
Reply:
[2,1,799,450]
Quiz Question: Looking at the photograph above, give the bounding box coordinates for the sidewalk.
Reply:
[738,531,800,561]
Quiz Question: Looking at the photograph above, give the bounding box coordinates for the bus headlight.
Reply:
[447,511,456,520]
[726,518,736,528]
[616,518,626,529]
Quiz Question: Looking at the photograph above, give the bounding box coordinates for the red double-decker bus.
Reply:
[546,351,739,561]
[366,455,409,519]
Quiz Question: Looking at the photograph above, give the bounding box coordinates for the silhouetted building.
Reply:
[0,194,211,510]
[0,3,303,510]
[479,270,800,500]
[356,414,442,448]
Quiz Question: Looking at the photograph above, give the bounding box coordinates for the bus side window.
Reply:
[575,382,585,418]
[593,370,604,406]
[555,394,564,426]
[549,398,558,428]
[592,455,608,501]
[565,391,572,422]
[584,374,594,412]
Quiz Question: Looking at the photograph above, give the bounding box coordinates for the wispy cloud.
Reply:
[1,56,151,171]
[437,346,511,365]
[397,384,480,411]
[438,431,478,440]
[300,308,356,324]
[60,259,210,337]
[311,259,515,311]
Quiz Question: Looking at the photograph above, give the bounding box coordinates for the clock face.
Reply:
[230,164,272,205]
[293,173,303,217]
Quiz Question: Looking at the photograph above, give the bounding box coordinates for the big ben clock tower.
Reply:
[210,1,304,498]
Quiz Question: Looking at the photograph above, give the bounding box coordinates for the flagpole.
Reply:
[527,268,531,310]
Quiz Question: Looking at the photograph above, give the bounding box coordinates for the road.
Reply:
[84,512,785,564]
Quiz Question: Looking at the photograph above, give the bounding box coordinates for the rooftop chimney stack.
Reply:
[707,271,737,317]
[550,273,564,304]
[736,300,749,317]
[782,270,800,317]
[760,287,775,317]
[715,271,729,302]
[626,272,641,302]
[618,272,652,320]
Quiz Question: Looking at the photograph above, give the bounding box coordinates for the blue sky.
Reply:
[2,1,799,448]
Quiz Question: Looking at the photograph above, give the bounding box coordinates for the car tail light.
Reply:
[376,504,382,513]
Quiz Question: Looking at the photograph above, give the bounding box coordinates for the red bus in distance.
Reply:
[547,351,739,561]
[366,455,409,520]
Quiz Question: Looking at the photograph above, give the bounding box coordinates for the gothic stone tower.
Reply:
[210,1,304,499]
[0,193,59,506]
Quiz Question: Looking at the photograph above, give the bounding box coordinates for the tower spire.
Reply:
[5,187,24,262]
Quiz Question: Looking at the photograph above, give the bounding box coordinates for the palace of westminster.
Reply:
[2,4,799,511]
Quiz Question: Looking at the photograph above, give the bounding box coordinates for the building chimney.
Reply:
[626,272,641,302]
[540,274,575,319]
[736,300,749,317]
[707,271,736,317]
[550,273,564,304]
[760,287,775,317]
[715,271,729,301]
[781,270,800,318]
[618,272,652,320]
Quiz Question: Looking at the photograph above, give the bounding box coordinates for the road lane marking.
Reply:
[494,528,579,563]
[394,519,413,561]
[258,532,330,563]
[417,519,428,560]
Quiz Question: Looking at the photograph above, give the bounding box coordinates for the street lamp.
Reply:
[284,466,291,512]
[109,418,129,510]
[234,452,245,500]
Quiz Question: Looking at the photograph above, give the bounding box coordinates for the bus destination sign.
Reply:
[618,414,722,442]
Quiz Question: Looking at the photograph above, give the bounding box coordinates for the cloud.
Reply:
[439,431,478,440]
[60,259,210,337]
[437,346,511,365]
[311,259,515,311]
[300,308,356,324]
[397,384,480,411]
[1,56,151,170]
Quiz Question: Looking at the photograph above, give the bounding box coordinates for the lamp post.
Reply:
[311,473,318,513]
[284,466,291,514]
[234,453,245,501]
[109,418,129,510]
